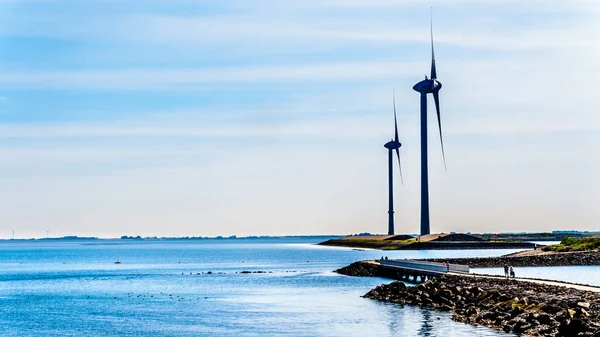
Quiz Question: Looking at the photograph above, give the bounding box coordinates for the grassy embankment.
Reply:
[542,238,600,252]
[380,239,416,250]
[322,238,416,250]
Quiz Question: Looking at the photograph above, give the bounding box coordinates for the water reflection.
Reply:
[418,309,433,337]
[376,301,513,337]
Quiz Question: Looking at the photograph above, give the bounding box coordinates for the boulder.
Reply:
[360,272,600,337]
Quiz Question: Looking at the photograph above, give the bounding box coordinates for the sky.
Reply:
[0,0,599,238]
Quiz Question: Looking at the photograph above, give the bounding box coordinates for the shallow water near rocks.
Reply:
[0,238,550,336]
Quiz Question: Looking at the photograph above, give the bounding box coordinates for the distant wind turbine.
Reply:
[412,9,446,236]
[383,90,403,236]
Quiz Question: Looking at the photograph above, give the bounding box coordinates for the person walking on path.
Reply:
[504,265,509,278]
[509,266,515,278]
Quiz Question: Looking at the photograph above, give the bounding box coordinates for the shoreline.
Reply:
[363,274,600,336]
[337,261,600,336]
[420,250,600,268]
[319,239,537,250]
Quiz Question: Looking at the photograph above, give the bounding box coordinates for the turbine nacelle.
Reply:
[384,140,401,150]
[412,78,442,94]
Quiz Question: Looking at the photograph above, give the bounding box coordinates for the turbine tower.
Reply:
[412,11,446,236]
[383,91,403,235]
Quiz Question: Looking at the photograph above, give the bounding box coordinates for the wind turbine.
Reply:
[383,91,403,236]
[412,10,446,236]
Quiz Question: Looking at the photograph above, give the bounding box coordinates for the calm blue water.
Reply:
[0,237,551,337]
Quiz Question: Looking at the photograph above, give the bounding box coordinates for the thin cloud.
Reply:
[0,0,598,236]
[0,60,420,89]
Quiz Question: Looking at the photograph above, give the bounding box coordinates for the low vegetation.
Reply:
[339,238,416,250]
[542,237,600,252]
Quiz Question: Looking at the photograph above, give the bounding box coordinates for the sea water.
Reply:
[0,237,572,337]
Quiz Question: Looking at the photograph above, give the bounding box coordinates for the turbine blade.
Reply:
[430,7,437,80]
[433,91,447,169]
[393,88,399,143]
[395,148,404,185]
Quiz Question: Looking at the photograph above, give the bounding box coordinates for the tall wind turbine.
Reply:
[383,91,403,235]
[412,10,446,236]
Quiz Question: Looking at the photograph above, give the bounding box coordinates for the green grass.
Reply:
[387,239,417,245]
[541,238,600,252]
[327,237,417,250]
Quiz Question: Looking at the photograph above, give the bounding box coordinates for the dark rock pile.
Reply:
[364,274,600,336]
[421,251,600,268]
[335,261,382,277]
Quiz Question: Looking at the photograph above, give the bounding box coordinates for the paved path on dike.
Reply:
[368,260,600,293]
[453,272,600,293]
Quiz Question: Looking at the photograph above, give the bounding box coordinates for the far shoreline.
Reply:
[318,232,549,250]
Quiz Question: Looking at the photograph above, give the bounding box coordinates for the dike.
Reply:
[363,274,600,336]
[421,251,600,268]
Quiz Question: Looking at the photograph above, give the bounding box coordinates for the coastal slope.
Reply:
[337,256,600,336]
[319,233,537,250]
[364,274,600,336]
[421,250,600,268]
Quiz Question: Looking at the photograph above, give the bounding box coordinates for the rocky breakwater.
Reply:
[364,274,600,336]
[423,250,600,268]
[335,261,382,277]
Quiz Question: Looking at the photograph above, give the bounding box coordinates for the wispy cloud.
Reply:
[0,0,598,237]
[0,60,421,89]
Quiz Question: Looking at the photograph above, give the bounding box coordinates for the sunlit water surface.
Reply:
[0,238,585,337]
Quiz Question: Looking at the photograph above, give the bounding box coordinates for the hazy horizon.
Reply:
[0,0,598,239]
[4,230,596,241]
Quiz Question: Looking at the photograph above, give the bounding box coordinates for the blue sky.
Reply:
[0,0,598,238]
